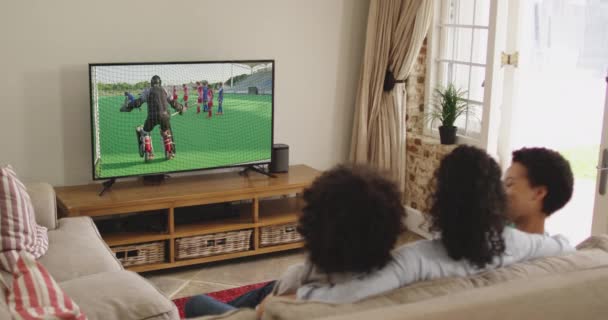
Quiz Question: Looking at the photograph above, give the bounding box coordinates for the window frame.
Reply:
[424,0,497,147]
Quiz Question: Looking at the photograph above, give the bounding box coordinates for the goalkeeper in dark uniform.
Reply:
[121,75,184,161]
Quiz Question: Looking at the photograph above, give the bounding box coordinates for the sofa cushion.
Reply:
[38,216,122,282]
[0,165,49,272]
[263,234,608,320]
[4,252,86,320]
[318,267,608,320]
[60,270,179,320]
[263,276,473,320]
[25,182,58,230]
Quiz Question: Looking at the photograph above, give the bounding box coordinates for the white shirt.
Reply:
[295,227,574,303]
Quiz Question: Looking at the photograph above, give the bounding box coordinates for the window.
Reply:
[426,0,492,141]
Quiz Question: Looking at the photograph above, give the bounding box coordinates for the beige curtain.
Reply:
[350,0,433,192]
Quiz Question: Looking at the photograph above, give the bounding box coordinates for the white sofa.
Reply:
[195,234,608,320]
[0,183,179,320]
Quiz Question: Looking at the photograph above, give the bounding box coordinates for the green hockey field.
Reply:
[94,93,272,179]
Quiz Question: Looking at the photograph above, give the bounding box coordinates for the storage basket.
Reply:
[112,241,166,267]
[176,229,253,260]
[260,223,303,247]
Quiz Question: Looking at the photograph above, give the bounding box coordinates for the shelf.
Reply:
[256,241,305,254]
[174,202,254,238]
[174,216,254,238]
[55,165,319,217]
[104,232,170,247]
[258,197,303,227]
[132,242,304,272]
[55,165,319,273]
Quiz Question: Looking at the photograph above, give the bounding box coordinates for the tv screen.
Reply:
[89,60,274,180]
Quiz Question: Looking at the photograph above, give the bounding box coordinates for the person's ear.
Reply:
[533,185,548,202]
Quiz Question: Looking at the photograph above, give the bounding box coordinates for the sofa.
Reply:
[0,183,179,320]
[194,233,608,320]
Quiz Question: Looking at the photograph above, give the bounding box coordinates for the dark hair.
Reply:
[151,75,161,87]
[297,165,405,274]
[512,147,574,216]
[429,145,507,269]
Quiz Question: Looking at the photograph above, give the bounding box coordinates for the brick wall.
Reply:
[405,42,427,136]
[404,41,456,212]
[405,135,456,211]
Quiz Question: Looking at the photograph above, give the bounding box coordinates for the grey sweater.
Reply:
[274,227,574,303]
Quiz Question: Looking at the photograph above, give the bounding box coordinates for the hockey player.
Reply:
[172,86,178,102]
[216,83,224,115]
[195,81,203,114]
[182,84,189,109]
[121,75,184,161]
[202,81,209,113]
[207,85,214,118]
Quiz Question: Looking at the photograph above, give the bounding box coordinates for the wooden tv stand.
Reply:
[54,165,320,272]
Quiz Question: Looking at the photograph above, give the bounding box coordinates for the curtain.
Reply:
[350,0,433,193]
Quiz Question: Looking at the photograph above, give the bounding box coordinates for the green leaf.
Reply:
[425,83,470,128]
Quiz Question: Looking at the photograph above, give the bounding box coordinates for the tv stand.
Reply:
[98,178,116,197]
[55,165,319,273]
[142,174,169,185]
[240,165,276,178]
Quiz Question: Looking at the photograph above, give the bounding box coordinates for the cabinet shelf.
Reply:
[174,202,254,238]
[174,219,254,238]
[55,165,319,272]
[258,197,303,227]
[103,232,170,247]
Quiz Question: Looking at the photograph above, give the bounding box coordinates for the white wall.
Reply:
[0,0,369,186]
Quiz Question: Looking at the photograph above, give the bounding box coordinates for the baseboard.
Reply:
[403,206,433,239]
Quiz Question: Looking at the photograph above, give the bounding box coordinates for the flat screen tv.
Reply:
[89,60,274,180]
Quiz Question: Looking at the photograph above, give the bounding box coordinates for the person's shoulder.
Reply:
[393,238,441,259]
[501,226,532,245]
[502,226,572,246]
[502,225,547,241]
[502,225,519,237]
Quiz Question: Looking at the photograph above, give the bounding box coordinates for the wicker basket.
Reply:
[260,223,303,247]
[112,241,166,267]
[175,229,253,260]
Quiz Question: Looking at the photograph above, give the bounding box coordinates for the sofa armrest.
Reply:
[25,182,58,230]
[60,271,180,320]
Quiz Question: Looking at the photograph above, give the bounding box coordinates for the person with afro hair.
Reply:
[504,147,574,234]
[185,164,406,318]
[293,145,574,303]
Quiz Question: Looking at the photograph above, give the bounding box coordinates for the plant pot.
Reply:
[438,126,457,145]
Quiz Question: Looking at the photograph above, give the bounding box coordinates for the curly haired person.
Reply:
[185,164,406,317]
[504,147,574,235]
[294,145,574,303]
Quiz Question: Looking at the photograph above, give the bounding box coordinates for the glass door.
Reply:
[592,75,608,235]
[501,0,608,244]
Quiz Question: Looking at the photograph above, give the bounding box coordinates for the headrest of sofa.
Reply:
[576,234,608,251]
[262,234,608,320]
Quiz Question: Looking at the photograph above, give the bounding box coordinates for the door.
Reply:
[592,75,608,235]
[499,0,608,243]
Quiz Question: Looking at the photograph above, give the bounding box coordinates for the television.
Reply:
[89,60,274,181]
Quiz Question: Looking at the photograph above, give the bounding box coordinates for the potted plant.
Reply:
[426,83,469,145]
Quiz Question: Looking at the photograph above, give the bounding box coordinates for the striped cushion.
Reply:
[0,166,49,272]
[4,252,86,320]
